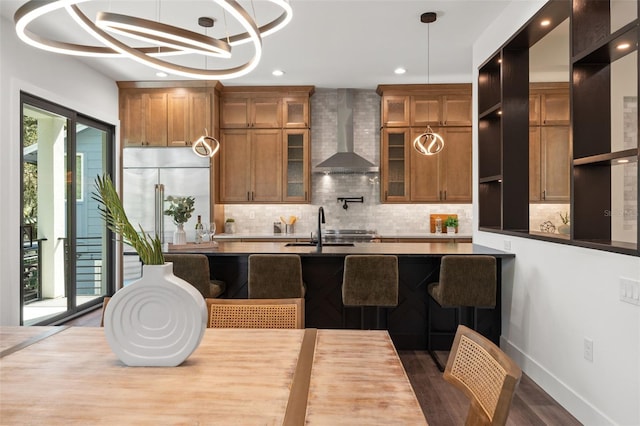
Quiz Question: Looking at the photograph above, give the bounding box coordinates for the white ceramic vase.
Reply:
[174,223,187,245]
[447,226,456,234]
[103,263,207,367]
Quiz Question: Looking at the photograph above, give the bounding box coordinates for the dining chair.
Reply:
[341,255,398,329]
[206,298,304,329]
[100,296,111,327]
[427,255,496,370]
[443,325,522,426]
[164,253,226,298]
[248,254,305,299]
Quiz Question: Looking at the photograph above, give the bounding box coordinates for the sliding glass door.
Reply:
[21,93,114,325]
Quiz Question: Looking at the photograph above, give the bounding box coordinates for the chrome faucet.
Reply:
[317,206,325,249]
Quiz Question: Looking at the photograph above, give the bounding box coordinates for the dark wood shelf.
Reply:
[573,148,638,166]
[572,22,638,64]
[478,103,502,119]
[479,175,503,184]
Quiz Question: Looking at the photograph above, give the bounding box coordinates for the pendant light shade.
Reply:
[413,12,444,156]
[192,130,220,158]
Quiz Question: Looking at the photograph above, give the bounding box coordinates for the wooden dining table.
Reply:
[0,326,427,425]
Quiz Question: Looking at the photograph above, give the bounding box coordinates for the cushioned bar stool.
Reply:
[248,254,305,299]
[427,255,497,371]
[164,254,226,299]
[342,255,398,329]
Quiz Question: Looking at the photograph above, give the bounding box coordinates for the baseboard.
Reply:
[500,336,615,426]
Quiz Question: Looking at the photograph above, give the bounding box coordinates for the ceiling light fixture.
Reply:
[413,12,444,156]
[394,67,406,75]
[617,42,631,50]
[272,69,284,76]
[540,19,551,26]
[14,0,293,80]
[192,129,220,158]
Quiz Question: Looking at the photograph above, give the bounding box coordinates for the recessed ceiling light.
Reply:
[394,67,407,75]
[617,159,630,164]
[156,71,168,77]
[540,19,551,26]
[272,69,285,76]
[617,43,631,50]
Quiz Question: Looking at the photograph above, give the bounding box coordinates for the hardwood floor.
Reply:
[63,308,581,425]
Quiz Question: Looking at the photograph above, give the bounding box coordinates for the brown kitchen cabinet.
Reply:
[220,95,282,128]
[529,84,570,126]
[167,89,212,147]
[529,126,571,202]
[120,90,168,147]
[380,96,411,127]
[411,94,472,127]
[218,129,283,203]
[283,97,310,128]
[283,129,310,202]
[410,127,472,202]
[381,128,411,202]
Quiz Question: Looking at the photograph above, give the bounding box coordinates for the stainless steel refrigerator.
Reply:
[122,147,210,245]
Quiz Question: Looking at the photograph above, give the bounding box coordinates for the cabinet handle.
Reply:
[543,190,546,200]
[247,191,250,201]
[251,191,255,201]
[304,191,307,201]
[384,190,388,200]
[444,190,447,200]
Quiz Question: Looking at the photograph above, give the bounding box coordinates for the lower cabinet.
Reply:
[529,126,571,202]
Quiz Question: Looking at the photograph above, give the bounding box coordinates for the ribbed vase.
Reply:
[103,263,207,367]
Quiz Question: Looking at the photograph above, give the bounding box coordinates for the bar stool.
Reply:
[342,255,398,329]
[248,254,305,299]
[427,255,497,371]
[164,254,226,298]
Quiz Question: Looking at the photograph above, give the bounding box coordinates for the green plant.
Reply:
[444,216,459,228]
[164,196,195,225]
[558,211,569,225]
[225,218,235,223]
[93,174,163,265]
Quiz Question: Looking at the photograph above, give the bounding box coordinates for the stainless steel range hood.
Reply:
[314,89,379,174]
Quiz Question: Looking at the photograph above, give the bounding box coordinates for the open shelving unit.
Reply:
[477,0,639,256]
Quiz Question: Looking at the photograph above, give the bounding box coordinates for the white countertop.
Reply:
[213,232,472,240]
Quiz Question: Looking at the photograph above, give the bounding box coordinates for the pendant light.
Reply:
[413,12,445,156]
[192,129,220,158]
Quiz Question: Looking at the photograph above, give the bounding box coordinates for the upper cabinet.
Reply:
[217,86,314,204]
[378,84,473,204]
[118,83,220,148]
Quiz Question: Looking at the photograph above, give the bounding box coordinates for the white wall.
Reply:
[472,3,640,425]
[0,15,120,325]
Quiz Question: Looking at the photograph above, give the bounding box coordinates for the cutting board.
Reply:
[429,214,458,233]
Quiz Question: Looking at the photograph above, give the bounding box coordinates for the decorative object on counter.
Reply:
[413,12,444,156]
[444,216,459,234]
[337,196,364,210]
[430,214,458,234]
[539,221,556,233]
[280,215,297,234]
[93,174,206,367]
[164,195,195,245]
[209,222,217,241]
[435,217,443,234]
[195,215,204,244]
[557,211,570,235]
[14,0,293,80]
[274,222,282,234]
[224,218,236,234]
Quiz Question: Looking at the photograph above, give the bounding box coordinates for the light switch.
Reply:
[620,277,640,306]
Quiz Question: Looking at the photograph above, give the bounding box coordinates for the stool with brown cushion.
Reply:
[164,254,226,299]
[248,254,305,299]
[444,324,522,426]
[342,255,398,329]
[427,255,497,371]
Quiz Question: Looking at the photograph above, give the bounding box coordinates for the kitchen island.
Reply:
[168,242,513,350]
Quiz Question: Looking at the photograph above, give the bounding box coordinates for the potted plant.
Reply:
[164,195,195,244]
[224,218,236,234]
[93,174,206,367]
[444,216,458,234]
[558,211,570,235]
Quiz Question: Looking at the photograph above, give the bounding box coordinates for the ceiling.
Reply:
[1,0,514,89]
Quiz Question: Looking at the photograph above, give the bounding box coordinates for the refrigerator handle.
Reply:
[155,184,165,244]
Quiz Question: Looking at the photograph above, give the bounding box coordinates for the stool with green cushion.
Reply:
[427,255,497,371]
[164,254,226,299]
[342,255,398,329]
[248,254,305,299]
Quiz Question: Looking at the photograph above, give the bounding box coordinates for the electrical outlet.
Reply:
[503,240,511,251]
[584,338,593,362]
[620,277,640,306]
[249,211,255,219]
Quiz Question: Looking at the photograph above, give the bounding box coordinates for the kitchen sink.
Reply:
[284,242,355,247]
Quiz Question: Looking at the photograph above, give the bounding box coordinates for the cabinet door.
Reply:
[167,91,189,146]
[143,92,168,146]
[381,128,411,202]
[381,96,410,127]
[219,129,251,202]
[541,93,570,125]
[441,127,472,202]
[410,128,440,202]
[188,90,211,143]
[529,127,542,201]
[442,95,472,126]
[121,91,145,146]
[529,94,541,125]
[541,126,570,201]
[283,97,309,128]
[251,129,282,201]
[283,129,309,202]
[221,97,250,128]
[411,96,440,127]
[251,97,282,128]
